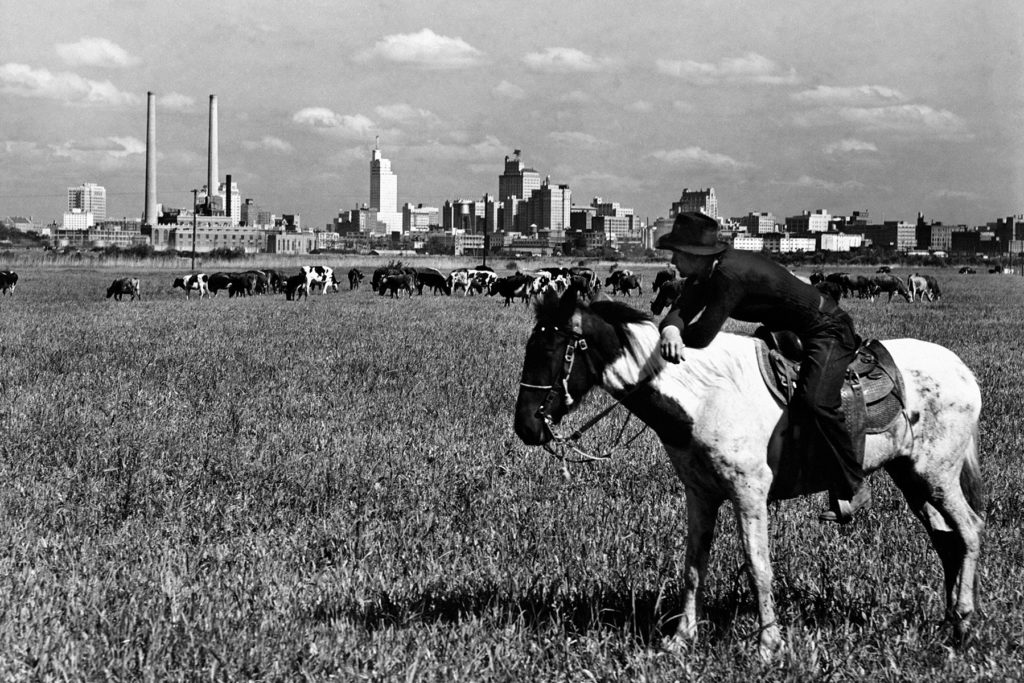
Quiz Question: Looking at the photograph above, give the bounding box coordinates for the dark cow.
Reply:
[227,272,256,297]
[263,269,285,293]
[959,266,977,274]
[489,274,533,307]
[241,270,269,295]
[172,273,208,299]
[568,266,597,293]
[379,273,413,298]
[923,274,942,301]
[348,268,365,290]
[207,272,234,297]
[652,268,677,293]
[613,273,643,296]
[650,278,685,315]
[284,273,308,301]
[871,273,911,302]
[0,270,18,296]
[415,267,450,295]
[106,277,140,301]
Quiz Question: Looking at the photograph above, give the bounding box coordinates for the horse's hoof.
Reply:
[758,632,787,663]
[952,614,973,647]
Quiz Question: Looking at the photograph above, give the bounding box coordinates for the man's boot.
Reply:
[818,481,872,524]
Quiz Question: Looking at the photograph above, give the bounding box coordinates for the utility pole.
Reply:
[191,189,198,271]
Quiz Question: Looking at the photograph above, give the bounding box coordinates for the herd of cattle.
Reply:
[0,263,952,309]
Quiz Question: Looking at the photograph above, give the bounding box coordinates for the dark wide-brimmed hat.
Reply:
[657,211,727,255]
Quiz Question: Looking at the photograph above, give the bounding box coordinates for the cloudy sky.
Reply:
[2,0,1022,227]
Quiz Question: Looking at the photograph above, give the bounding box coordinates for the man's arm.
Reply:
[679,275,744,349]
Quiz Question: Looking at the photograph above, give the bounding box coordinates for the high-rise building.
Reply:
[499,150,541,231]
[529,178,572,233]
[785,210,831,234]
[370,141,401,233]
[68,183,107,220]
[671,187,718,219]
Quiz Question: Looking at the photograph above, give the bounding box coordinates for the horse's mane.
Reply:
[588,298,654,327]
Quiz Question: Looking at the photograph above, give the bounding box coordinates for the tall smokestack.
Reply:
[144,91,157,227]
[207,94,219,205]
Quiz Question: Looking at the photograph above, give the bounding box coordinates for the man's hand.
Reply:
[660,326,685,363]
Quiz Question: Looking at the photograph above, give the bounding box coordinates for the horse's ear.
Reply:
[558,284,580,320]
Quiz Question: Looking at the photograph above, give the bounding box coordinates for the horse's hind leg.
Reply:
[884,453,984,639]
[733,492,783,660]
[666,487,722,651]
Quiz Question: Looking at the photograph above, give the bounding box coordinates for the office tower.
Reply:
[68,182,107,220]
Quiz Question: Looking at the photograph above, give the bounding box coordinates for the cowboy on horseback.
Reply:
[657,211,871,523]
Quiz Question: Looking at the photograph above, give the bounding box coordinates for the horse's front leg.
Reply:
[666,487,722,651]
[733,490,783,660]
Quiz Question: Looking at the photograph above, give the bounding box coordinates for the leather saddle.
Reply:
[754,327,908,499]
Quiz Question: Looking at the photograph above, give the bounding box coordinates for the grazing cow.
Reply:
[227,272,256,297]
[241,270,269,295]
[348,268,365,290]
[172,273,209,299]
[652,268,677,293]
[809,270,826,285]
[448,269,472,296]
[871,273,912,302]
[0,270,18,296]
[489,274,533,307]
[284,273,308,300]
[106,277,140,301]
[468,269,498,295]
[650,278,685,315]
[302,266,337,295]
[908,273,941,302]
[959,266,977,275]
[568,266,597,294]
[613,273,643,296]
[379,273,413,298]
[604,269,632,289]
[416,267,450,295]
[263,269,285,293]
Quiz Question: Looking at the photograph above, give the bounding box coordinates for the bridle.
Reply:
[519,323,650,465]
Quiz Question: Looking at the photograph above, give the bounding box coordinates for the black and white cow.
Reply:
[489,274,533,307]
[468,269,498,295]
[448,269,472,296]
[106,278,140,301]
[172,273,209,299]
[302,265,337,294]
[0,270,17,296]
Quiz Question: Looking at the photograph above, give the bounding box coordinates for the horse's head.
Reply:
[514,286,601,445]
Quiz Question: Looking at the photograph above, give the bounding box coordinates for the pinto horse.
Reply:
[514,289,984,659]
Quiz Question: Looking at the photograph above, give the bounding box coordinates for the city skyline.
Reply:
[1,1,1022,227]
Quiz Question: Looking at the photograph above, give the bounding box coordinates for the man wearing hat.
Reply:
[657,211,869,523]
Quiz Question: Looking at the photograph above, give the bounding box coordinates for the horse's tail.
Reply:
[961,424,986,516]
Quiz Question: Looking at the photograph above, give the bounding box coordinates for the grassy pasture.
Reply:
[0,263,1022,681]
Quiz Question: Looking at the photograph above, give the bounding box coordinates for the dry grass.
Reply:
[0,263,1021,680]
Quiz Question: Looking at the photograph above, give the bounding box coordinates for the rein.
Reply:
[520,324,653,465]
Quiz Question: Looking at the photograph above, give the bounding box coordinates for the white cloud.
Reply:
[780,175,866,192]
[651,146,752,168]
[626,100,653,113]
[523,47,612,73]
[374,103,437,123]
[292,107,376,138]
[0,63,140,106]
[242,136,294,153]
[355,29,484,69]
[56,37,137,68]
[48,136,145,167]
[824,138,878,154]
[672,100,695,113]
[548,131,608,149]
[656,52,797,85]
[493,80,525,100]
[157,92,195,111]
[792,85,905,106]
[401,135,506,161]
[796,103,967,136]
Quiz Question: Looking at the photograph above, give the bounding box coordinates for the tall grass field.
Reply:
[0,262,1021,680]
